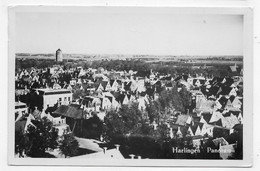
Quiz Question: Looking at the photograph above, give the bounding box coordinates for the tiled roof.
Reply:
[53,104,83,119]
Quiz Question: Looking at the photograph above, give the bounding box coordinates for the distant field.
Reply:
[15,53,243,65]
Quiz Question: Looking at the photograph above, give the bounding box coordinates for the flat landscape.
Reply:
[16,53,243,65]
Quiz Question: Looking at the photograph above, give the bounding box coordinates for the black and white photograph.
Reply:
[7,5,253,167]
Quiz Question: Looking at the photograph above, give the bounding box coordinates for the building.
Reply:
[35,88,72,111]
[15,101,28,115]
[56,48,63,62]
[15,101,28,121]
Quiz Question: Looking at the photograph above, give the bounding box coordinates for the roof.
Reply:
[53,104,83,119]
[116,94,127,104]
[230,66,237,72]
[175,114,189,126]
[72,148,124,159]
[75,137,103,152]
[192,116,201,123]
[209,85,220,96]
[101,81,109,88]
[15,101,27,108]
[189,125,198,135]
[229,95,236,103]
[201,113,212,123]
[36,88,72,95]
[218,96,229,107]
[212,137,229,147]
[219,86,232,95]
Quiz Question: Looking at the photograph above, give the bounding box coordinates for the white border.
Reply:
[7,5,253,168]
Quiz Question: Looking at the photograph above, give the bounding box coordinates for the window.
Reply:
[64,97,67,101]
[68,97,70,101]
[59,98,62,101]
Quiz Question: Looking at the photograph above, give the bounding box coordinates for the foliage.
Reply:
[103,103,150,141]
[24,117,59,157]
[59,132,79,158]
[179,87,192,110]
[82,114,103,139]
[157,84,188,114]
[146,99,162,123]
[15,130,30,157]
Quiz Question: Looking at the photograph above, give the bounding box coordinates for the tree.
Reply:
[179,87,191,111]
[103,103,150,141]
[146,99,161,123]
[25,117,59,157]
[157,84,188,114]
[59,133,79,158]
[15,130,30,157]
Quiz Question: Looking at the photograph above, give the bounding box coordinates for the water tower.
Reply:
[56,48,63,62]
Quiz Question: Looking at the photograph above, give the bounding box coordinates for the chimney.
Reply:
[129,154,135,159]
[115,144,120,151]
[35,106,38,110]
[103,147,107,154]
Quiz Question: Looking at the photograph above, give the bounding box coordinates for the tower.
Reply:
[56,48,63,62]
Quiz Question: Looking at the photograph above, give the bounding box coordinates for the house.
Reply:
[209,111,223,123]
[100,96,112,111]
[127,94,136,103]
[101,81,111,91]
[136,80,146,93]
[200,113,212,124]
[110,80,119,91]
[70,79,77,86]
[15,101,28,121]
[79,96,102,112]
[205,124,214,137]
[187,77,194,85]
[94,82,104,92]
[191,135,208,148]
[188,122,207,136]
[219,86,237,97]
[193,79,204,87]
[215,115,239,129]
[229,111,243,123]
[225,96,242,110]
[71,144,124,159]
[102,91,120,110]
[216,96,229,109]
[175,125,188,138]
[116,94,129,106]
[52,115,66,126]
[187,124,201,136]
[137,95,149,111]
[54,123,71,137]
[175,114,189,126]
[35,88,73,111]
[49,82,62,90]
[212,137,229,147]
[53,104,83,119]
[63,83,73,91]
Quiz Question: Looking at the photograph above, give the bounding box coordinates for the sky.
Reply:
[15,7,243,56]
